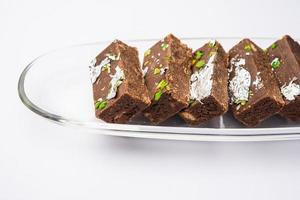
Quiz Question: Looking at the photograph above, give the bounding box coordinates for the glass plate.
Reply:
[18,37,300,141]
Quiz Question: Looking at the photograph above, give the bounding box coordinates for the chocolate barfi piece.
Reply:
[142,34,192,124]
[89,40,151,123]
[180,40,229,125]
[267,35,300,121]
[228,39,284,127]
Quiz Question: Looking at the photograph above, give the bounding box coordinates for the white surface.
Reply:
[1,0,300,199]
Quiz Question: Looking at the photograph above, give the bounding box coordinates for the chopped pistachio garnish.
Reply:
[154,68,161,75]
[156,79,168,90]
[95,100,107,110]
[271,43,277,49]
[209,40,216,47]
[235,99,247,106]
[195,60,206,68]
[101,64,111,73]
[271,58,281,69]
[192,59,197,65]
[244,44,252,52]
[95,101,101,109]
[195,51,204,60]
[154,91,163,101]
[144,49,151,57]
[161,43,169,51]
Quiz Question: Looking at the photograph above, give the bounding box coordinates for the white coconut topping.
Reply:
[281,77,300,101]
[229,57,251,104]
[89,53,121,84]
[106,66,125,100]
[252,72,263,90]
[89,57,111,84]
[190,54,216,102]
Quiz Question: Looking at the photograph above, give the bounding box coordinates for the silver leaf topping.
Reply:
[229,57,251,105]
[281,77,300,101]
[106,66,125,100]
[190,54,216,102]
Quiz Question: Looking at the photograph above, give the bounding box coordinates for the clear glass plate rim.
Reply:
[17,37,300,140]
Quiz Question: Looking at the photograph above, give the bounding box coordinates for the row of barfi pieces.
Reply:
[89,34,300,127]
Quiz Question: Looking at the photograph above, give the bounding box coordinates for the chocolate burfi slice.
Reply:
[266,35,300,121]
[89,40,151,123]
[180,40,229,125]
[228,39,284,127]
[142,34,192,124]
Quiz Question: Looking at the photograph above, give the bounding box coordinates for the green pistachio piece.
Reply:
[244,44,252,52]
[156,79,168,90]
[271,58,281,69]
[154,68,161,75]
[102,64,111,72]
[195,60,206,68]
[95,100,107,110]
[144,49,151,57]
[271,43,277,49]
[161,43,169,51]
[195,51,204,60]
[154,91,163,101]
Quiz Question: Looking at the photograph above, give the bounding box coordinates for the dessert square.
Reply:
[180,40,229,125]
[89,40,151,123]
[228,39,284,127]
[142,34,192,124]
[267,35,300,121]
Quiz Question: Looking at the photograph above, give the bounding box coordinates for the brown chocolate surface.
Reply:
[142,34,192,124]
[180,41,229,125]
[91,40,150,123]
[267,35,300,121]
[228,39,284,127]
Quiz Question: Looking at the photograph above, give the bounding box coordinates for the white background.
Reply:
[1,0,300,199]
